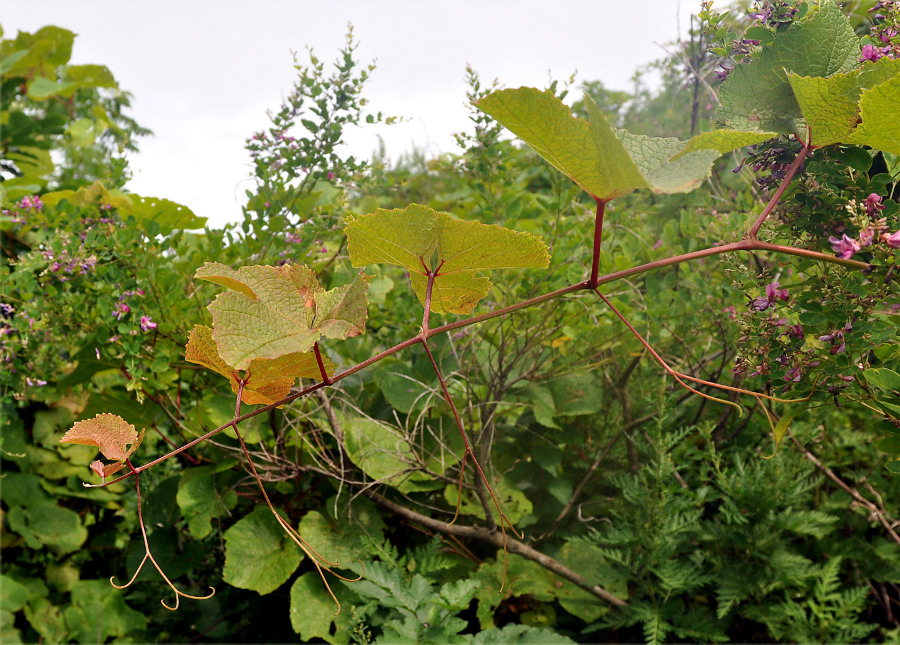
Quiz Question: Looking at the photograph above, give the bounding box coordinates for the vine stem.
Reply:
[359,487,628,608]
[417,259,522,589]
[589,198,606,288]
[86,237,868,490]
[748,142,812,238]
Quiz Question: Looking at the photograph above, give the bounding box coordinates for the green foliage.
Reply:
[4,4,900,643]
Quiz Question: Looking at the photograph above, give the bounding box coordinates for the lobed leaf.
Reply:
[845,74,900,155]
[60,413,144,462]
[345,203,549,314]
[478,87,718,200]
[787,71,861,147]
[185,324,333,405]
[194,262,368,370]
[674,130,778,159]
[717,0,859,136]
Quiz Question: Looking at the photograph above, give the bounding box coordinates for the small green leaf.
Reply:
[176,465,238,539]
[345,203,549,314]
[26,76,78,100]
[866,368,900,392]
[222,505,302,594]
[343,417,416,485]
[290,572,348,642]
[764,406,807,458]
[877,435,900,454]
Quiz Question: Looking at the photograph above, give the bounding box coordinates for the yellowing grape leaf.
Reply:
[344,203,550,315]
[194,262,368,370]
[61,413,144,463]
[185,324,335,405]
[478,88,718,201]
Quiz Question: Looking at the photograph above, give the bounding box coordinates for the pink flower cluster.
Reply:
[828,194,900,259]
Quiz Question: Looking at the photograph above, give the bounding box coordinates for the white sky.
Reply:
[3,0,699,228]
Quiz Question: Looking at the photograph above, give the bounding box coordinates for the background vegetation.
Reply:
[2,2,900,643]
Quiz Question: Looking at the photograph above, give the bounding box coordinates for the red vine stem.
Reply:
[748,143,812,238]
[87,238,868,489]
[589,198,606,288]
[313,342,332,385]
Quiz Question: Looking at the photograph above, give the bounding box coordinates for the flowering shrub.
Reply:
[3,5,900,643]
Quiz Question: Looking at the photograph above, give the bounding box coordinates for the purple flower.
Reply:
[861,44,883,62]
[750,281,789,312]
[865,193,885,216]
[828,234,861,259]
[113,302,130,319]
[25,377,47,387]
[882,229,900,248]
[140,315,157,332]
[859,226,875,248]
[20,195,43,211]
[714,64,734,81]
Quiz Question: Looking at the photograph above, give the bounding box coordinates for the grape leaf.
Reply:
[344,203,550,314]
[195,262,368,370]
[478,88,718,200]
[185,324,334,405]
[615,129,720,194]
[222,505,302,595]
[717,0,858,136]
[60,413,144,462]
[787,71,861,147]
[342,417,416,485]
[674,130,778,159]
[845,74,900,155]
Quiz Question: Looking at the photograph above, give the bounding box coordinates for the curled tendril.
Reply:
[110,553,215,611]
[115,459,215,610]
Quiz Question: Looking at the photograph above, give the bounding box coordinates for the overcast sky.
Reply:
[4,1,700,228]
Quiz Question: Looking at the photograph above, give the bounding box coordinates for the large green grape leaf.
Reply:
[185,324,333,405]
[176,464,238,539]
[344,204,549,315]
[478,87,646,200]
[222,505,302,595]
[845,74,900,155]
[342,417,416,486]
[787,71,861,147]
[195,263,368,370]
[717,0,858,136]
[478,88,719,200]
